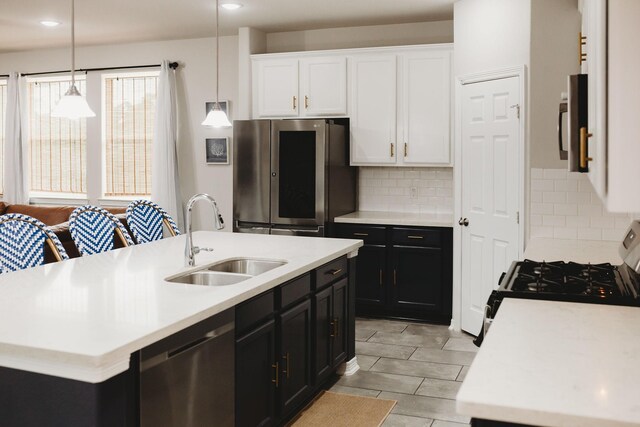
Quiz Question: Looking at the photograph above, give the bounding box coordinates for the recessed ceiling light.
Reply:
[221,3,242,10]
[40,20,61,27]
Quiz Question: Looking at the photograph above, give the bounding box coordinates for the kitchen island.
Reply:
[0,231,362,426]
[456,298,640,427]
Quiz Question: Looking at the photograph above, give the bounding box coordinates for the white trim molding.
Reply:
[336,356,360,376]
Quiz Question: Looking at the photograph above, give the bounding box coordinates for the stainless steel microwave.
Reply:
[558,74,589,172]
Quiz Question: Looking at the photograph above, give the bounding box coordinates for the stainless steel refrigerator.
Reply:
[233,119,356,237]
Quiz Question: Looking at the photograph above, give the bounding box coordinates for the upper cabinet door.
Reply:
[399,50,452,165]
[299,56,347,117]
[253,59,299,118]
[349,54,398,165]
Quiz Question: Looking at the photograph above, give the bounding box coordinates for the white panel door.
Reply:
[253,59,299,118]
[299,56,347,117]
[400,50,451,165]
[461,76,521,335]
[349,54,397,165]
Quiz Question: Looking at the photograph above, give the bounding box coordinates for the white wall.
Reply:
[530,0,581,169]
[454,0,530,77]
[0,36,238,230]
[266,21,453,53]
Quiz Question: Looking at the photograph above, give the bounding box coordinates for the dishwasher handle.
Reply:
[141,321,234,372]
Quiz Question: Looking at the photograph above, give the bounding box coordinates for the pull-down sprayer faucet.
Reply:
[185,193,225,267]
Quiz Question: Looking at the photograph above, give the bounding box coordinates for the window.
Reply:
[103,72,158,197]
[27,76,87,195]
[0,79,6,195]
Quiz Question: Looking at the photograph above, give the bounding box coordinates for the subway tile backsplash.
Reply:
[358,167,453,214]
[530,168,635,242]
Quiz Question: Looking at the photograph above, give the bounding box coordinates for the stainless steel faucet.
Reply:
[185,193,225,267]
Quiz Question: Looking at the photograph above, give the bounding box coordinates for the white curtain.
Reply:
[152,60,183,229]
[4,72,29,204]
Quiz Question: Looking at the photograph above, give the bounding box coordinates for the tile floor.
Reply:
[330,317,477,427]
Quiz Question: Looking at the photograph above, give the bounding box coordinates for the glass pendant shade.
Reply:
[201,103,231,127]
[51,84,95,119]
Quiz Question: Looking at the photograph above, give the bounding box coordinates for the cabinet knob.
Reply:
[458,217,469,227]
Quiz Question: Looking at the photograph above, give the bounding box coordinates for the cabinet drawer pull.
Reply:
[329,320,335,337]
[282,353,290,379]
[579,32,587,65]
[353,232,368,237]
[304,95,309,109]
[326,268,343,276]
[407,235,424,239]
[579,127,593,169]
[404,143,408,157]
[390,142,394,157]
[292,96,297,110]
[379,269,383,286]
[334,318,340,337]
[393,269,397,286]
[271,362,279,387]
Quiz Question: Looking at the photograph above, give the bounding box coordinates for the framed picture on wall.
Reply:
[206,137,230,164]
[204,100,230,123]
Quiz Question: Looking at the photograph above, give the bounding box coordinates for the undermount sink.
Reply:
[166,258,287,286]
[205,258,287,275]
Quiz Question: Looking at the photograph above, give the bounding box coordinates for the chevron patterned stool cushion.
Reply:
[0,213,69,273]
[126,200,180,244]
[69,205,134,256]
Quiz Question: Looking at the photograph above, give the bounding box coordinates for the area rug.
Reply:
[290,391,397,427]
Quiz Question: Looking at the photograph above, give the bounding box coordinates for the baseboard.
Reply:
[336,356,359,376]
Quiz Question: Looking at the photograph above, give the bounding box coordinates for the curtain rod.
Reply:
[0,61,178,79]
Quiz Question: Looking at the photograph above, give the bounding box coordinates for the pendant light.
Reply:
[51,0,95,119]
[202,0,232,127]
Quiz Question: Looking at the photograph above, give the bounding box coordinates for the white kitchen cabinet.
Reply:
[252,56,347,118]
[349,46,453,166]
[579,0,640,212]
[349,54,398,165]
[400,50,452,165]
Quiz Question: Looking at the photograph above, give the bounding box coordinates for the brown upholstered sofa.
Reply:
[0,202,128,261]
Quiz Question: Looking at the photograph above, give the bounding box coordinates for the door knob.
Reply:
[458,217,469,227]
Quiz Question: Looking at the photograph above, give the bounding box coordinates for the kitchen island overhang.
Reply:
[0,231,362,383]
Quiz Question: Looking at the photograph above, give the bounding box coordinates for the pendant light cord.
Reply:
[71,0,75,86]
[215,0,220,105]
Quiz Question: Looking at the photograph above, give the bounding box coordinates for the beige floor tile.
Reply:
[456,366,469,382]
[370,358,461,381]
[356,318,409,333]
[356,341,417,360]
[329,384,381,398]
[405,323,464,337]
[355,354,379,371]
[382,414,433,427]
[369,332,448,349]
[356,328,376,341]
[337,371,424,394]
[442,338,478,353]
[410,348,476,366]
[415,378,462,400]
[379,392,470,424]
[431,420,470,427]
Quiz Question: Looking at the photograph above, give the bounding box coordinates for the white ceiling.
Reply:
[0,0,455,54]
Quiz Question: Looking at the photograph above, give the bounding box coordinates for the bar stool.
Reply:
[126,200,181,244]
[0,213,69,273]
[69,205,134,256]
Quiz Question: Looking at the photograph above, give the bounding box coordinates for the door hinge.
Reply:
[516,211,520,224]
[510,104,520,119]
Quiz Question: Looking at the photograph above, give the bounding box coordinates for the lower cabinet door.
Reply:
[355,245,387,307]
[278,299,312,417]
[313,286,333,385]
[390,245,443,313]
[331,278,348,366]
[236,320,277,427]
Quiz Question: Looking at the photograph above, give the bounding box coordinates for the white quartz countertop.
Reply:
[457,298,640,427]
[524,237,622,264]
[335,211,454,227]
[0,231,362,383]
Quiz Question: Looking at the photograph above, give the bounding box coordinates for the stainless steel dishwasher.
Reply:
[139,308,234,427]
